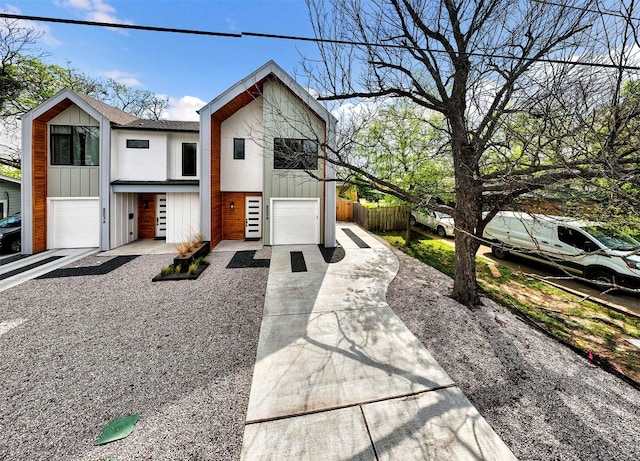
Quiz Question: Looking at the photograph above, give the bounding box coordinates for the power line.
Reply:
[3,12,640,71]
[531,0,640,22]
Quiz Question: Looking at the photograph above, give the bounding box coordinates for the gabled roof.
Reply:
[116,119,199,132]
[75,93,139,125]
[198,60,336,126]
[0,174,20,185]
[23,88,139,126]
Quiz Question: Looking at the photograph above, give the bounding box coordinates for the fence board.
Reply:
[352,203,409,231]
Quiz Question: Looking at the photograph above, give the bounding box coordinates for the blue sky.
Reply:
[5,0,321,120]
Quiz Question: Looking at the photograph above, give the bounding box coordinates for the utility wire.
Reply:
[3,12,640,71]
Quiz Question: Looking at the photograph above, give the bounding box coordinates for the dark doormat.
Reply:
[318,242,345,263]
[226,250,270,268]
[290,251,307,272]
[0,254,28,266]
[37,255,138,279]
[0,256,64,281]
[341,228,370,248]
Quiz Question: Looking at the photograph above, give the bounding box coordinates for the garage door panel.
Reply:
[272,199,319,245]
[48,199,100,249]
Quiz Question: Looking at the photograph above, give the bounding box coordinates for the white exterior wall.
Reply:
[167,132,200,180]
[220,98,264,192]
[113,130,168,181]
[166,192,200,243]
[110,192,138,249]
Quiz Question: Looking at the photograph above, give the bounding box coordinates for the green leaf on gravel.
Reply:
[94,414,139,446]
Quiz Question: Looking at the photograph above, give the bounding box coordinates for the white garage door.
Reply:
[48,198,100,249]
[272,199,319,245]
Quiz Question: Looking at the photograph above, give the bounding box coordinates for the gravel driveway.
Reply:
[386,245,640,461]
[0,251,269,460]
[2,242,639,460]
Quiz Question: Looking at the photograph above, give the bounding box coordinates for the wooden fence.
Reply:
[336,197,354,221]
[352,202,409,231]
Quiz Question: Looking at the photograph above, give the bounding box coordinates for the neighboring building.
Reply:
[20,61,336,254]
[20,89,200,254]
[199,60,336,248]
[0,174,20,218]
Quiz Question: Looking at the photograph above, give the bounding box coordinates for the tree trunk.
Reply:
[449,139,482,306]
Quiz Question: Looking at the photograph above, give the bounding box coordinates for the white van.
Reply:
[483,211,640,288]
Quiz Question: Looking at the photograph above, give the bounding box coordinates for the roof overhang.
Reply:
[111,180,199,193]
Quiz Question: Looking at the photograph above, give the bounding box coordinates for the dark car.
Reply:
[0,214,21,254]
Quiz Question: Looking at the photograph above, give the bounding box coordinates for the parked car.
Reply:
[0,214,21,254]
[483,211,640,288]
[410,208,455,237]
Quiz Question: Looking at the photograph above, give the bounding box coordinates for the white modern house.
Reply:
[199,60,337,248]
[19,61,336,254]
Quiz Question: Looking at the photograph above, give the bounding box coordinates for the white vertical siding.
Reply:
[110,192,138,248]
[49,106,99,126]
[166,192,200,243]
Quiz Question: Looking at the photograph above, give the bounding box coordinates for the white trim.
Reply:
[0,174,20,185]
[0,200,7,218]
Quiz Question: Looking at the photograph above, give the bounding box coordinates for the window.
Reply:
[233,138,245,160]
[182,143,197,176]
[558,226,593,250]
[274,138,318,170]
[50,125,100,166]
[126,139,149,149]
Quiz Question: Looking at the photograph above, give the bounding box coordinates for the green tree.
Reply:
[305,0,640,306]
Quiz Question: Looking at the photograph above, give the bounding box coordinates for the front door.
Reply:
[245,196,262,239]
[156,194,167,238]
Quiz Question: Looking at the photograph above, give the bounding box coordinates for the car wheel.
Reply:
[437,226,447,238]
[491,245,508,259]
[9,238,21,254]
[409,215,416,226]
[589,269,615,286]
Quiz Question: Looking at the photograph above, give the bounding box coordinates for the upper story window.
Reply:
[234,138,245,160]
[274,138,318,170]
[50,125,100,166]
[182,142,197,176]
[126,139,149,149]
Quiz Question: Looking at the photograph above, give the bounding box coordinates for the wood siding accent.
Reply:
[210,119,222,247]
[138,194,156,239]
[32,120,48,252]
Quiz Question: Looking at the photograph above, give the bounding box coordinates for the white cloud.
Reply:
[164,96,207,121]
[1,4,62,45]
[104,70,141,87]
[54,0,132,30]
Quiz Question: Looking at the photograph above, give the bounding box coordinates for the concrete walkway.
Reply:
[0,248,98,293]
[241,223,516,460]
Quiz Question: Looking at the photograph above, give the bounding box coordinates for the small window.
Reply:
[274,138,318,170]
[126,139,149,149]
[182,143,197,176]
[233,138,245,160]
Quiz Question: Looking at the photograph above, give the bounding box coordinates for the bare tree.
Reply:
[303,0,640,306]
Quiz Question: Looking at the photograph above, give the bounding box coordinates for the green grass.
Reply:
[378,230,640,382]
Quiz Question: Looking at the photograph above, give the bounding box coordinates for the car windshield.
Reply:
[582,226,640,251]
[0,216,20,229]
[434,211,452,219]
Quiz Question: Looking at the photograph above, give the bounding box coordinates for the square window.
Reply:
[274,138,318,170]
[182,143,197,176]
[50,125,99,166]
[233,138,245,160]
